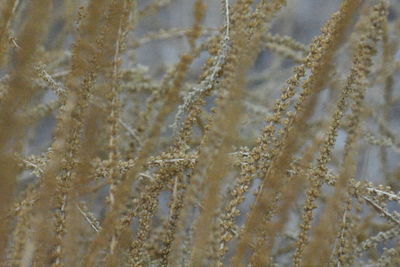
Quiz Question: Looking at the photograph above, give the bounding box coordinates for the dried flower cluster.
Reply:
[0,0,399,266]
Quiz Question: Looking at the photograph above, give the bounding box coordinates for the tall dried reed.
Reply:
[0,0,399,266]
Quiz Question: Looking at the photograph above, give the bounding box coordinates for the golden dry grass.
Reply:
[0,0,400,266]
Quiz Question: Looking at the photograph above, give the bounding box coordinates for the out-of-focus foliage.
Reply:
[0,0,399,266]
